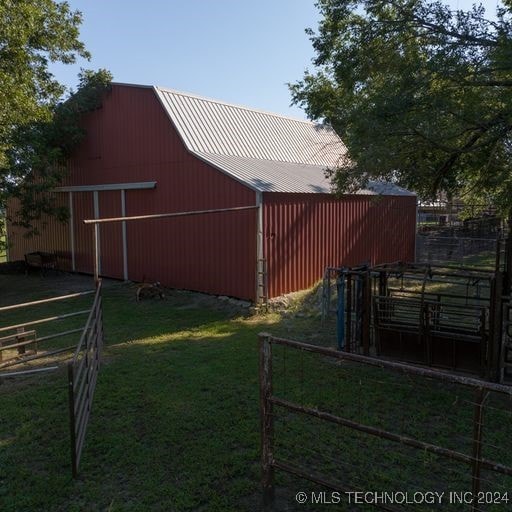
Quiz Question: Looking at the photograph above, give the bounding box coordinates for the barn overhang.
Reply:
[54,181,157,278]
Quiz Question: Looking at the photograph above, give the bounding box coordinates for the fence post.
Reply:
[362,271,371,356]
[471,388,487,512]
[336,274,345,351]
[346,274,352,353]
[67,362,78,478]
[259,333,274,509]
[488,271,503,381]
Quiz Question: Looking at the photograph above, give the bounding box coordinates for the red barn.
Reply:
[7,84,416,301]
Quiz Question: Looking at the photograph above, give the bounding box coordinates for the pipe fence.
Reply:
[259,333,512,511]
[67,280,104,477]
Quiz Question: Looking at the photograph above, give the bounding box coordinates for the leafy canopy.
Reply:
[290,0,512,212]
[0,1,112,239]
[4,69,113,232]
[0,0,88,167]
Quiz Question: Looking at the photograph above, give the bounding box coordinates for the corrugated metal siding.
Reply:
[72,192,94,273]
[263,193,417,298]
[6,194,72,270]
[125,206,257,300]
[8,85,258,300]
[98,191,123,279]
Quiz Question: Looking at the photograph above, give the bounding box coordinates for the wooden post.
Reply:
[17,327,26,355]
[259,333,274,509]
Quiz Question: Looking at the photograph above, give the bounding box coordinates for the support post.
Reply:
[68,362,77,478]
[471,388,487,512]
[346,274,352,353]
[259,333,274,509]
[488,271,503,381]
[361,271,371,356]
[336,272,345,350]
[121,189,128,281]
[93,223,100,286]
[69,192,76,272]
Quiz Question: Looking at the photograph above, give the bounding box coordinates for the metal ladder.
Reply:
[257,258,268,309]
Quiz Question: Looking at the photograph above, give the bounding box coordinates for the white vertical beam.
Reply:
[121,189,128,281]
[93,191,101,275]
[69,192,76,271]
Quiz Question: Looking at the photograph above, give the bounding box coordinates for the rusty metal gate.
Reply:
[322,262,508,379]
[373,296,487,374]
[68,280,104,477]
[259,333,512,511]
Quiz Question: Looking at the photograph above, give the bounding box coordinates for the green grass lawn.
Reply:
[0,272,510,511]
[0,273,334,512]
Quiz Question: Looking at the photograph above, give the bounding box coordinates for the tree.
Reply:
[0,0,88,167]
[0,1,111,243]
[290,0,512,214]
[3,69,112,233]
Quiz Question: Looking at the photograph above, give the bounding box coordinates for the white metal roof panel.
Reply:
[194,153,414,196]
[155,87,347,167]
[153,86,414,196]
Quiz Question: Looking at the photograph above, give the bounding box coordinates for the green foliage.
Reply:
[3,69,112,234]
[290,1,512,213]
[0,1,112,247]
[0,0,89,168]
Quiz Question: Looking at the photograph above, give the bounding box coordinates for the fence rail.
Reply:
[259,333,512,511]
[68,280,104,478]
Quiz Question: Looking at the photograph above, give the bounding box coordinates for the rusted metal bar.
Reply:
[471,389,488,512]
[72,286,102,362]
[93,223,100,284]
[0,366,58,378]
[68,362,78,478]
[0,345,75,369]
[67,280,103,478]
[259,332,274,510]
[35,328,84,344]
[0,331,36,345]
[267,335,512,395]
[488,271,504,381]
[0,310,91,334]
[479,309,487,379]
[346,274,352,353]
[0,290,94,312]
[83,205,258,225]
[270,395,512,477]
[0,337,37,352]
[361,272,371,356]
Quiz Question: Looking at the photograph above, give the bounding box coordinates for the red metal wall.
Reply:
[263,193,416,297]
[8,85,258,300]
[6,84,416,302]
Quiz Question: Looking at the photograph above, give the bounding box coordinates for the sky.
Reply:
[50,0,501,120]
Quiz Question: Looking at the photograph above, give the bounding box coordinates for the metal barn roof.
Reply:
[153,86,414,196]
